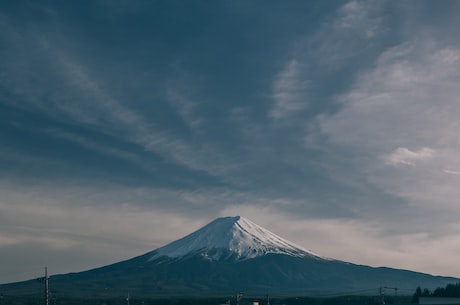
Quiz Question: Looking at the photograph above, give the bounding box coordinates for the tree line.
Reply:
[412,283,460,303]
[3,283,460,305]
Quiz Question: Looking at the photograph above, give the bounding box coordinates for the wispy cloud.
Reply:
[334,0,383,39]
[309,0,386,68]
[0,17,239,181]
[314,33,460,217]
[3,0,460,283]
[443,169,460,175]
[0,180,217,282]
[268,1,386,122]
[165,75,204,130]
[383,147,435,167]
[270,59,309,120]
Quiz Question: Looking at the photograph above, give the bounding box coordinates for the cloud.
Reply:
[309,0,386,68]
[270,59,309,120]
[3,0,460,283]
[0,17,241,183]
[334,0,383,39]
[0,180,217,283]
[443,169,460,175]
[165,72,204,130]
[268,1,387,122]
[383,147,435,167]
[314,33,460,219]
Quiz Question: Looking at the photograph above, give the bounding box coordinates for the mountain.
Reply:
[150,216,321,261]
[1,216,458,297]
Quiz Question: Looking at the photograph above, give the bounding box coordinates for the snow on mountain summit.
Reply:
[149,216,322,261]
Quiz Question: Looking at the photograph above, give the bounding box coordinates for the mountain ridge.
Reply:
[148,216,323,262]
[1,216,458,297]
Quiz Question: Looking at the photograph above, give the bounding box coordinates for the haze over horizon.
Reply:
[2,0,460,284]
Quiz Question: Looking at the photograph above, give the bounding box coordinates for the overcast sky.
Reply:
[2,0,460,284]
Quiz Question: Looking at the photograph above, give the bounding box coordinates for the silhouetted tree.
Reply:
[412,286,423,303]
[412,282,460,303]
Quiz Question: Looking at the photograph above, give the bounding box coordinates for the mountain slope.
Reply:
[1,216,458,297]
[149,216,321,261]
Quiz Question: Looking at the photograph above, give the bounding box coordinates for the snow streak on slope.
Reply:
[149,216,324,261]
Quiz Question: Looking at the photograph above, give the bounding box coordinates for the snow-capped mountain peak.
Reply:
[149,216,322,261]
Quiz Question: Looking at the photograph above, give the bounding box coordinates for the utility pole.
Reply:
[384,287,398,303]
[44,267,49,305]
[236,292,243,305]
[380,286,398,304]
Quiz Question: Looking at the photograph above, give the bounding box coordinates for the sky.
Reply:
[2,0,460,284]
